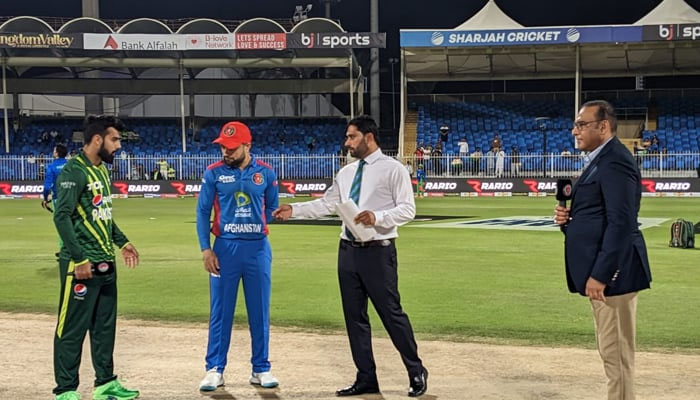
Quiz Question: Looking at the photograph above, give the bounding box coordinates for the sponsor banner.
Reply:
[287,32,386,49]
[401,26,642,47]
[279,180,329,195]
[83,32,385,51]
[84,34,185,50]
[0,32,81,49]
[234,33,286,50]
[186,34,235,50]
[2,178,699,197]
[112,181,202,196]
[642,24,700,41]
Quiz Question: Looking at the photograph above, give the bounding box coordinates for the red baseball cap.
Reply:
[212,121,252,149]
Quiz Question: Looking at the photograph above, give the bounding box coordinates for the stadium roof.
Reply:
[453,0,523,30]
[396,0,700,155]
[0,16,363,96]
[634,0,700,25]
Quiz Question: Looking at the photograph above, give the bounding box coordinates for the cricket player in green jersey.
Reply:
[52,115,140,400]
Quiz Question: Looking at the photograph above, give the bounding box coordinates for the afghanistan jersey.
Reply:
[196,156,279,249]
[54,152,129,264]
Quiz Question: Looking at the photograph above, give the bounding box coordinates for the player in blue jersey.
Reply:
[196,121,280,392]
[42,143,69,253]
[416,164,426,197]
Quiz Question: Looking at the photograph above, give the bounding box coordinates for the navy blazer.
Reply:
[562,136,652,296]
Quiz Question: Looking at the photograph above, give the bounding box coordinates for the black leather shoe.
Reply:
[408,368,428,397]
[336,382,380,397]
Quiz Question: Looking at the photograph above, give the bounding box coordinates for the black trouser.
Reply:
[53,259,118,394]
[337,239,423,384]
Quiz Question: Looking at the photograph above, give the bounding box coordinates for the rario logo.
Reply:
[641,179,691,192]
[280,181,327,194]
[112,182,161,194]
[466,180,514,193]
[0,183,44,194]
[523,180,558,193]
[424,182,457,190]
[170,182,201,195]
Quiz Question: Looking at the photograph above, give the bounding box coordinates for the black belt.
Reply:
[341,238,394,248]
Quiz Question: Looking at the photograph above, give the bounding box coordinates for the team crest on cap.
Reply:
[253,173,264,185]
[97,262,109,273]
[223,126,236,137]
[74,283,87,297]
[92,194,103,207]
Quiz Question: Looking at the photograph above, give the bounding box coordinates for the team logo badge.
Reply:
[223,126,236,137]
[253,173,264,185]
[73,283,87,297]
[92,194,103,207]
[97,262,109,273]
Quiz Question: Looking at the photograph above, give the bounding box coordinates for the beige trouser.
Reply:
[590,291,638,400]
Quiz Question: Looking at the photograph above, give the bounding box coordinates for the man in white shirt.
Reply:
[273,116,428,398]
[495,148,505,178]
[458,138,469,157]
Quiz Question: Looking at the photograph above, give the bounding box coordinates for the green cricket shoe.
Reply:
[54,391,81,400]
[92,380,140,400]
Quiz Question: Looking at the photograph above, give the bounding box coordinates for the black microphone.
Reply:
[555,178,573,207]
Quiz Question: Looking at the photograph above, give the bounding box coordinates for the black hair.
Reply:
[347,115,380,146]
[83,115,125,144]
[54,143,68,158]
[581,100,618,133]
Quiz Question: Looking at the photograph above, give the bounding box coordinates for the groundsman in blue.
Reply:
[52,115,140,400]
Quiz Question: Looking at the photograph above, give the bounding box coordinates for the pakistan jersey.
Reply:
[54,152,129,264]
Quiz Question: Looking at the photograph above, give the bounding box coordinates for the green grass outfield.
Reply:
[1,197,699,352]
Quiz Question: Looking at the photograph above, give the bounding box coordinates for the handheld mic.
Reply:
[555,179,572,207]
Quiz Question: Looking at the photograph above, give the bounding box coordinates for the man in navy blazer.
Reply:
[554,100,651,400]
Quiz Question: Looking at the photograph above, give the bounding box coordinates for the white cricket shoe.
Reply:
[250,371,279,388]
[199,367,224,391]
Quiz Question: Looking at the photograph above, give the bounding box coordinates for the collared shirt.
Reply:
[291,149,416,241]
[582,136,614,171]
[196,156,279,249]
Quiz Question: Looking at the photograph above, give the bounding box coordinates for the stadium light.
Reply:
[293,4,313,23]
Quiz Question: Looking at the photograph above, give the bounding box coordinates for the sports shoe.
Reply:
[92,379,139,400]
[250,371,279,388]
[55,391,81,400]
[199,367,224,391]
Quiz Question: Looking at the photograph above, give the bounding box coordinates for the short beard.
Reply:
[349,139,369,159]
[224,156,243,169]
[98,144,115,164]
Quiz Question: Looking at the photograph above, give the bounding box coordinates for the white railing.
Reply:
[1,152,699,181]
